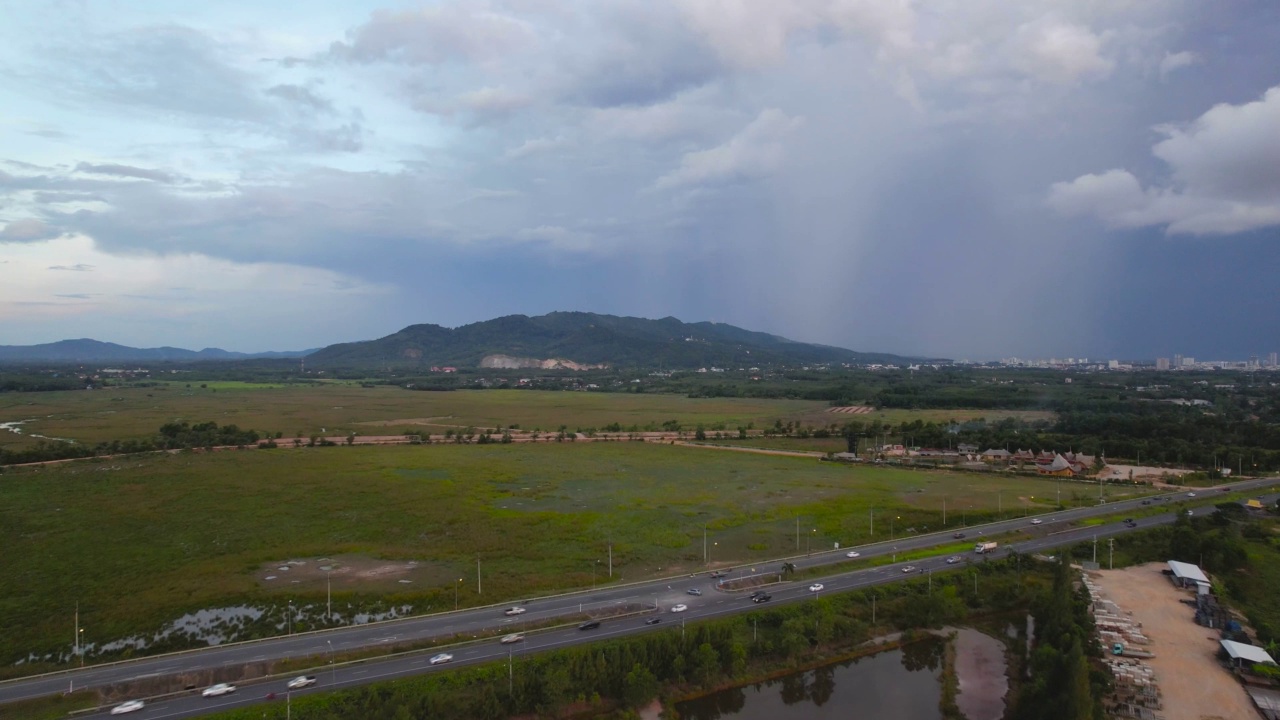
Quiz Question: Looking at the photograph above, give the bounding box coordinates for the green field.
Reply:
[0,386,830,449]
[0,440,1133,670]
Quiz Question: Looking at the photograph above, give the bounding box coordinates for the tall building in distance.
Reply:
[1182,356,1195,367]
[1270,352,1278,368]
[1174,354,1183,369]
[1156,358,1171,371]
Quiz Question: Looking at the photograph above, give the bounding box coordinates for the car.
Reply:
[670,603,688,613]
[901,566,917,573]
[644,617,662,625]
[202,683,237,698]
[1187,492,1196,497]
[686,588,702,596]
[1141,500,1151,505]
[111,700,146,715]
[752,593,772,603]
[946,556,961,564]
[809,583,824,592]
[503,606,527,616]
[500,633,525,644]
[1030,518,1042,525]
[578,620,600,631]
[952,532,966,539]
[429,652,453,665]
[845,550,861,558]
[1186,510,1194,516]
[710,571,726,578]
[287,676,317,690]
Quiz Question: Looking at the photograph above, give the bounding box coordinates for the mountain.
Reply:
[306,312,930,369]
[0,339,314,363]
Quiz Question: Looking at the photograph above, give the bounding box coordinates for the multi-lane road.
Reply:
[6,477,1277,718]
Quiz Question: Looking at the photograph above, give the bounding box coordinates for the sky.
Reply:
[1,1,1278,360]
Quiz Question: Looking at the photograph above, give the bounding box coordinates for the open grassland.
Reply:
[0,441,1141,670]
[793,407,1056,428]
[0,386,826,449]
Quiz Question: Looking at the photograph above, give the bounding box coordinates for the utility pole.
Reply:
[477,557,482,595]
[508,648,513,695]
[326,571,332,622]
[943,496,947,526]
[1093,536,1098,564]
[1109,538,1114,570]
[703,525,707,564]
[795,516,800,551]
[608,544,613,577]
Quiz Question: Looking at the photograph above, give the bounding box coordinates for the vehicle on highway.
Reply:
[946,556,962,564]
[974,541,999,554]
[952,532,966,539]
[579,620,601,630]
[429,652,453,665]
[111,700,145,715]
[287,676,317,690]
[1141,500,1151,505]
[686,588,702,596]
[1187,492,1196,497]
[503,606,527,616]
[901,565,917,573]
[202,683,236,698]
[1125,520,1137,528]
[500,633,525,644]
[671,604,688,613]
[845,550,860,558]
[645,617,662,625]
[1030,518,1042,525]
[809,583,824,592]
[752,593,772,603]
[710,571,726,578]
[1187,510,1194,516]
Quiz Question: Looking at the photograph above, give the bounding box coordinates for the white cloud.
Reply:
[1048,86,1280,235]
[504,136,569,160]
[1159,50,1199,78]
[1013,19,1113,84]
[333,5,534,67]
[0,218,61,243]
[653,108,803,190]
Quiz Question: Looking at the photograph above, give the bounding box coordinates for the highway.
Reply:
[5,476,1277,718]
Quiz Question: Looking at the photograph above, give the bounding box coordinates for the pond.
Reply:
[676,638,944,720]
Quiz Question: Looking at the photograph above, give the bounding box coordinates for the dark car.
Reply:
[578,620,600,631]
[1141,500,1151,505]
[644,617,662,625]
[752,594,772,603]
[749,590,765,599]
[952,532,966,539]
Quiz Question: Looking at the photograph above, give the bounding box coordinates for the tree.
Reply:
[621,663,658,708]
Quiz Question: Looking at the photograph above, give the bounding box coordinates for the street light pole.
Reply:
[327,640,334,685]
[943,495,947,526]
[477,557,482,595]
[455,578,462,611]
[326,571,332,623]
[287,600,293,636]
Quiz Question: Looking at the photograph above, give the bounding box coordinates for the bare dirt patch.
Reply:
[255,555,454,592]
[1091,563,1256,720]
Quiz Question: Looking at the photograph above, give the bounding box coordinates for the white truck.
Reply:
[974,541,998,554]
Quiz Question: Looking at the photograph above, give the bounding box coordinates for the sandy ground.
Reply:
[953,628,1008,720]
[1091,563,1257,720]
[1098,464,1194,482]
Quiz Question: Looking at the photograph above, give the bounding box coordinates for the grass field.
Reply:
[0,387,828,449]
[0,440,1133,670]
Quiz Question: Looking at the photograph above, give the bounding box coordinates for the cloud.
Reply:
[47,264,95,271]
[1013,20,1113,84]
[653,108,803,190]
[332,5,534,66]
[75,162,175,183]
[266,84,334,114]
[0,219,61,243]
[505,136,569,160]
[1048,85,1280,234]
[513,225,597,251]
[1159,50,1200,78]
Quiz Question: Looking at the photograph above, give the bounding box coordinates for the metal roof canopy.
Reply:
[1168,560,1209,584]
[1222,639,1276,665]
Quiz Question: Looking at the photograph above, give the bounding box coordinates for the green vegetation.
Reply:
[0,441,1095,672]
[201,557,1049,720]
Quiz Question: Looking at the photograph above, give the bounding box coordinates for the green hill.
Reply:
[305,312,931,369]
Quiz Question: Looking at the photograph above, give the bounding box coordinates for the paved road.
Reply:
[7,477,1277,716]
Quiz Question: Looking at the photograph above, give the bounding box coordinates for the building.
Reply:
[1220,639,1276,668]
[1182,356,1195,367]
[1156,357,1171,371]
[1270,352,1278,368]
[1037,454,1076,476]
[1167,560,1210,589]
[1174,354,1183,368]
[980,448,1012,462]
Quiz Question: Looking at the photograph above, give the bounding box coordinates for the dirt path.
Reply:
[1091,563,1256,720]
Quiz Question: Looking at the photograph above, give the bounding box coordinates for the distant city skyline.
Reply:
[2,3,1278,359]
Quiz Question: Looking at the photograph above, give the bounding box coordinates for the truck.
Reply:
[1112,642,1154,658]
[974,541,998,554]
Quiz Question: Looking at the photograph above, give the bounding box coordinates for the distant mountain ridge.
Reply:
[0,339,313,362]
[306,312,930,368]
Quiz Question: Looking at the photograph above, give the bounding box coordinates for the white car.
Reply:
[845,551,860,558]
[111,700,145,715]
[202,683,236,698]
[1030,518,1042,525]
[946,556,962,564]
[429,652,453,665]
[901,566,917,574]
[500,633,525,644]
[1187,492,1197,497]
[287,676,317,690]
[670,604,688,613]
[503,606,527,616]
[809,583,824,592]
